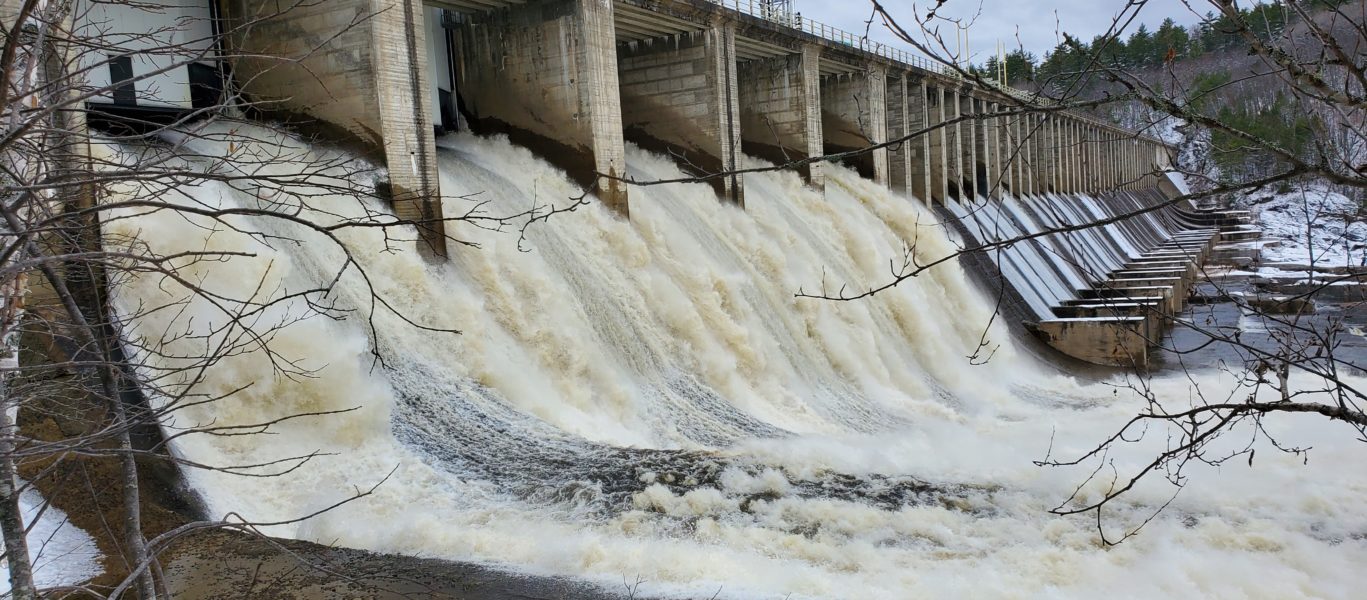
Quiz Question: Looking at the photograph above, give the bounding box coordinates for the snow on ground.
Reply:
[1240,184,1367,267]
[0,482,103,594]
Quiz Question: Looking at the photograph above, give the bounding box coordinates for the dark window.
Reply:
[108,55,135,106]
[188,62,223,110]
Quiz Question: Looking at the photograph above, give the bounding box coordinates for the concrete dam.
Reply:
[16,2,1364,598]
[130,0,1207,367]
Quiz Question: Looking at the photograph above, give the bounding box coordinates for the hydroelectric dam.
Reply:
[44,0,1233,366]
[21,2,1361,599]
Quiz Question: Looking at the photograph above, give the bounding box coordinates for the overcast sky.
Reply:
[795,0,1211,61]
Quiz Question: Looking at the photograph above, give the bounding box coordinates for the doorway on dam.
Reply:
[423,5,463,134]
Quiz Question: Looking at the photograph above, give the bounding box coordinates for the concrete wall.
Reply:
[222,0,447,256]
[926,84,948,204]
[452,0,628,214]
[736,46,823,188]
[820,67,887,185]
[618,25,742,204]
[886,72,911,196]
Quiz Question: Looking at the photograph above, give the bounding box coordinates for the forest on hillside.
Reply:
[973,0,1364,194]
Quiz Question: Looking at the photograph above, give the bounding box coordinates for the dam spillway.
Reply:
[51,0,1195,365]
[91,124,1360,599]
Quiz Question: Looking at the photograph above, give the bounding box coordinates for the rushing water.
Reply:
[103,123,1363,598]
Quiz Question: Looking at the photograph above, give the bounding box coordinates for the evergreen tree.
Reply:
[1154,17,1191,62]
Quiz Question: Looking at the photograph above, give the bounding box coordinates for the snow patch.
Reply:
[1240,185,1366,268]
[0,482,103,594]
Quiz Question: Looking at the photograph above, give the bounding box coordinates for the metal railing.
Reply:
[707,0,1055,102]
[702,0,1171,141]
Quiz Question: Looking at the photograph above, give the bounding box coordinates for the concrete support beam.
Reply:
[1019,113,1033,196]
[820,66,888,185]
[948,89,964,200]
[224,0,448,256]
[619,25,743,205]
[988,102,1005,198]
[969,97,986,199]
[737,45,824,190]
[886,72,913,196]
[927,85,948,204]
[1050,118,1063,193]
[868,66,890,187]
[911,78,931,202]
[1034,115,1050,194]
[373,0,445,256]
[1061,120,1073,193]
[960,94,977,199]
[454,0,628,215]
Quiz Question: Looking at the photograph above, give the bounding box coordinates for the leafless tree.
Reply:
[0,1,585,597]
[607,0,1366,544]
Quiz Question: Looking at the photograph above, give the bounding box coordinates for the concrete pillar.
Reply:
[961,94,977,199]
[373,0,445,255]
[1062,119,1073,193]
[868,66,890,187]
[927,85,948,204]
[886,72,913,196]
[1052,118,1064,194]
[911,78,931,203]
[1105,130,1113,189]
[1060,118,1071,194]
[737,45,825,190]
[995,102,1006,198]
[971,97,987,199]
[1019,112,1033,196]
[225,0,449,256]
[949,89,964,200]
[820,65,888,185]
[1087,126,1098,191]
[1035,116,1047,194]
[618,24,743,205]
[453,0,628,215]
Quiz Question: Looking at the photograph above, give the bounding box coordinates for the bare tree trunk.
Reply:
[0,375,36,600]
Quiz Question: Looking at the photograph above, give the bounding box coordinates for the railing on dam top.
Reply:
[708,0,1049,106]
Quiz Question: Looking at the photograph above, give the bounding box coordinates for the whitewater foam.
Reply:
[98,122,1365,599]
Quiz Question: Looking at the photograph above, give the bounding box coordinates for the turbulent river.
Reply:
[103,123,1364,598]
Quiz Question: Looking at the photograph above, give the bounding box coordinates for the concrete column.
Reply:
[820,65,888,185]
[886,72,913,196]
[373,0,446,256]
[1105,130,1113,189]
[961,94,977,199]
[949,89,964,200]
[713,24,743,205]
[1055,118,1066,193]
[868,66,890,187]
[995,101,1006,198]
[911,78,931,202]
[972,97,988,199]
[1089,125,1099,191]
[618,23,743,205]
[454,0,628,214]
[1060,118,1071,194]
[737,45,824,190]
[226,0,449,256]
[1062,119,1074,193]
[927,85,948,204]
[802,45,825,190]
[1035,116,1047,194]
[1019,113,1033,196]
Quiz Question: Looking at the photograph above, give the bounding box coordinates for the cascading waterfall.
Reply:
[101,123,1363,598]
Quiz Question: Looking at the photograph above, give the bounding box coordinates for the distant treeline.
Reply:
[974,0,1354,85]
[970,0,1353,185]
